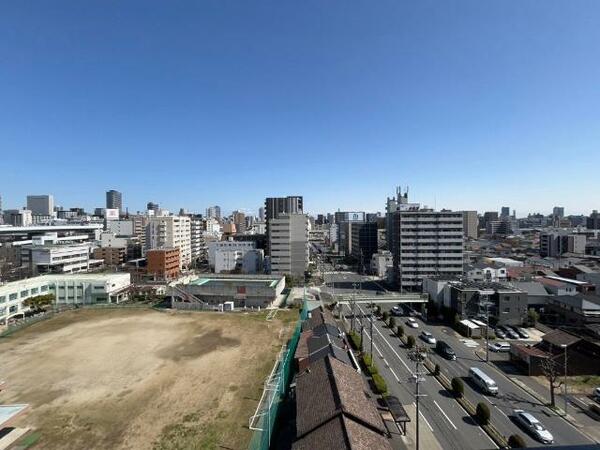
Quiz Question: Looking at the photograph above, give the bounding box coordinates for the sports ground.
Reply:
[0,307,296,449]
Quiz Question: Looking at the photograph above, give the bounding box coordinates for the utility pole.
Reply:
[410,346,427,450]
[561,343,568,416]
[351,284,356,332]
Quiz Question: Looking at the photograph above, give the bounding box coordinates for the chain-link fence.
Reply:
[248,297,307,450]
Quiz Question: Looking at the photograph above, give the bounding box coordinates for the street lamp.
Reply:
[560,343,568,416]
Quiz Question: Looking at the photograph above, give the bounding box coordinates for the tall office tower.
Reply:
[385,186,416,253]
[232,211,246,233]
[258,207,265,221]
[587,210,600,230]
[27,195,54,216]
[334,212,366,256]
[147,202,159,212]
[146,215,191,268]
[269,213,309,277]
[500,206,510,218]
[481,211,499,230]
[462,210,478,239]
[206,206,221,220]
[388,197,464,290]
[264,196,303,254]
[553,206,565,218]
[106,190,122,211]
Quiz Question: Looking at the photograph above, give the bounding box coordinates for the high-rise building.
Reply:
[269,213,309,277]
[106,190,122,211]
[146,215,191,268]
[500,206,510,218]
[540,231,586,257]
[206,206,221,220]
[462,210,478,239]
[481,211,499,230]
[190,216,205,263]
[388,194,464,290]
[147,202,160,212]
[350,222,378,270]
[27,195,54,216]
[258,207,265,221]
[232,211,246,233]
[552,206,565,218]
[587,210,600,230]
[265,196,303,254]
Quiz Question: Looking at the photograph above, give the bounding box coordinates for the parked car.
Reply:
[436,341,456,360]
[500,325,520,339]
[516,327,530,339]
[406,318,419,328]
[593,387,600,403]
[488,342,511,352]
[513,410,554,444]
[420,331,436,345]
[493,328,507,339]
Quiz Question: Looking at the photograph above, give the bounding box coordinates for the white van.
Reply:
[469,367,499,396]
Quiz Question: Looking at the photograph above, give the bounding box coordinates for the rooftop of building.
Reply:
[188,276,281,288]
[448,279,523,293]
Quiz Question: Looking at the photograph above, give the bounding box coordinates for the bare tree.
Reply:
[539,347,565,408]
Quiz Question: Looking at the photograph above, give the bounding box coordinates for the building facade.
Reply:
[389,206,464,290]
[147,248,180,280]
[105,190,122,211]
[462,210,478,239]
[269,213,309,277]
[146,215,191,268]
[26,195,54,216]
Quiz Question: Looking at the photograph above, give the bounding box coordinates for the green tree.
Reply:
[476,402,491,425]
[406,335,415,349]
[382,311,389,323]
[508,434,527,448]
[23,293,55,311]
[527,308,539,326]
[372,373,388,395]
[434,363,441,376]
[451,377,464,397]
[396,325,404,337]
[388,317,396,329]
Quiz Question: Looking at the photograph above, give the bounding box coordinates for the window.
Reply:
[41,285,48,291]
[31,288,39,294]
[20,290,29,298]
[9,293,18,301]
[0,296,5,303]
[504,307,510,313]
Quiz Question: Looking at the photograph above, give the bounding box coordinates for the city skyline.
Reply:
[1,2,599,215]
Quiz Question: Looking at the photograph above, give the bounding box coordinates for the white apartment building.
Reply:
[371,250,393,279]
[269,214,309,277]
[146,215,191,268]
[389,205,464,289]
[20,243,99,275]
[190,217,204,262]
[465,263,507,282]
[0,273,131,324]
[207,241,255,268]
[106,219,134,236]
[215,249,264,274]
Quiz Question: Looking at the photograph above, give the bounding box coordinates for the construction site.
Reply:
[0,307,297,449]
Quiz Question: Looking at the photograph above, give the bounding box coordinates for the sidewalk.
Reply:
[392,403,442,450]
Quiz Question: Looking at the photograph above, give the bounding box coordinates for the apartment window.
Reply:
[0,296,5,303]
[20,290,29,298]
[31,288,39,294]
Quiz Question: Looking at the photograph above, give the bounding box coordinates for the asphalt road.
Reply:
[330,270,595,449]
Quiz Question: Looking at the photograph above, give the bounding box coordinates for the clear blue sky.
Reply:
[1,1,599,217]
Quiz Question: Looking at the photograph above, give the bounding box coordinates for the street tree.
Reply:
[540,350,565,408]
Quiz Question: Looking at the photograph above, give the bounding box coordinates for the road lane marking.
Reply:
[389,367,400,382]
[433,400,458,430]
[355,304,415,376]
[413,402,434,432]
[495,407,509,419]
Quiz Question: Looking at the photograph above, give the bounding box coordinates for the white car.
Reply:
[420,331,436,344]
[514,410,554,444]
[488,342,511,352]
[406,318,419,328]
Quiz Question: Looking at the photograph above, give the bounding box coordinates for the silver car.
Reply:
[514,410,554,444]
[420,331,436,345]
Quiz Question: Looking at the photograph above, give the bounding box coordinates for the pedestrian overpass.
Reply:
[334,292,428,305]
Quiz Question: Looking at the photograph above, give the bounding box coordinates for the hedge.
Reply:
[348,331,362,350]
[362,354,378,375]
[451,377,464,397]
[508,434,527,448]
[476,402,491,425]
[372,373,388,395]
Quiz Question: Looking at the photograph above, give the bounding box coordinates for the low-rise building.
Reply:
[465,262,507,283]
[147,248,180,281]
[0,273,131,323]
[214,249,264,274]
[370,250,393,279]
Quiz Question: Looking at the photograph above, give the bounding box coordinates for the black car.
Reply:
[436,340,456,360]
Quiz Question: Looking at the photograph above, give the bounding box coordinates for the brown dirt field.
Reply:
[0,308,297,450]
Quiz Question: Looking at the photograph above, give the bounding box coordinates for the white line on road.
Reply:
[495,407,509,419]
[413,402,434,432]
[355,304,415,376]
[433,400,458,430]
[389,367,400,382]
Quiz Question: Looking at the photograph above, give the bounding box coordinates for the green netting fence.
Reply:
[248,296,308,450]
